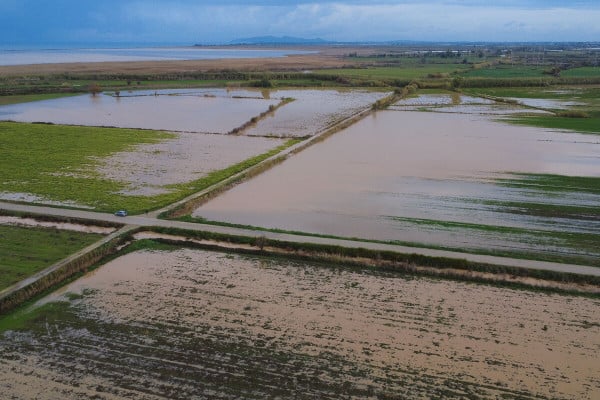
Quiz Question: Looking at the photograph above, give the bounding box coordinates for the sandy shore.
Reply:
[0,52,352,77]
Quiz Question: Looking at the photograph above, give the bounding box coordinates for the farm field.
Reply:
[244,89,388,137]
[194,93,600,265]
[0,224,104,291]
[0,120,291,213]
[462,86,600,134]
[0,89,279,133]
[0,87,390,213]
[1,43,600,400]
[1,246,598,399]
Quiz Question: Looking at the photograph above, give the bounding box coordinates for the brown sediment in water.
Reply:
[3,248,597,399]
[0,90,279,133]
[0,216,115,234]
[194,108,600,254]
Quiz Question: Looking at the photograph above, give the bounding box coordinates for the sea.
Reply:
[0,45,315,66]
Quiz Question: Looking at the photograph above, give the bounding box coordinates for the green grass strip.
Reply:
[505,113,600,135]
[0,225,102,291]
[496,173,600,195]
[0,93,79,106]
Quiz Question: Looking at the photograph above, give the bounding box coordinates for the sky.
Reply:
[1,0,599,47]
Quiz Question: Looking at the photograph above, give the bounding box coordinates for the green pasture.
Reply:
[0,225,102,291]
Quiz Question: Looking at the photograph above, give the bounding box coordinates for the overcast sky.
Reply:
[1,1,599,47]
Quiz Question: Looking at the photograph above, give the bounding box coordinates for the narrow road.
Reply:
[2,201,599,277]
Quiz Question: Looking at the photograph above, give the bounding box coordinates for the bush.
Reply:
[556,110,590,118]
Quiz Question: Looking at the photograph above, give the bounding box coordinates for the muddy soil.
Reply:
[1,248,598,399]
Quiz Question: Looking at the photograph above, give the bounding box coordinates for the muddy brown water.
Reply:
[194,110,600,254]
[245,89,389,137]
[0,89,279,133]
[2,248,597,399]
[0,216,115,234]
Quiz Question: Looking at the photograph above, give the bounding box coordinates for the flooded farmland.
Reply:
[0,88,387,137]
[1,248,597,399]
[245,89,389,137]
[0,89,279,133]
[96,132,285,196]
[195,97,600,262]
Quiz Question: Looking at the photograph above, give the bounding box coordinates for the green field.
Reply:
[0,225,102,291]
[0,93,78,106]
[314,64,470,81]
[460,65,548,78]
[505,113,600,134]
[560,67,600,78]
[0,122,298,213]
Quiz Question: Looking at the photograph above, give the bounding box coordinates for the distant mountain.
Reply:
[228,36,331,45]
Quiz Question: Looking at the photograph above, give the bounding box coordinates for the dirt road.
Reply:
[2,201,598,277]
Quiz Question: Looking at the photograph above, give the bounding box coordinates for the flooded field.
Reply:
[96,132,285,196]
[244,89,389,137]
[0,89,279,133]
[1,247,598,399]
[195,97,600,262]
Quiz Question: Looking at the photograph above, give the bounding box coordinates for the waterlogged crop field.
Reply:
[0,88,387,212]
[0,247,597,399]
[244,89,389,137]
[0,121,289,213]
[195,93,600,265]
[463,86,600,135]
[0,89,280,133]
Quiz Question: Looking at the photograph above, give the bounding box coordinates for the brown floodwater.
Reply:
[244,89,389,137]
[194,110,600,253]
[0,89,279,133]
[0,216,115,234]
[2,248,598,399]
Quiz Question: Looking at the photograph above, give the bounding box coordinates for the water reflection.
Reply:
[196,109,600,254]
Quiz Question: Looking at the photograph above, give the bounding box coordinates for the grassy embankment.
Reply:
[0,225,102,291]
[0,121,299,214]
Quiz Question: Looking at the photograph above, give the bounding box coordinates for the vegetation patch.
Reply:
[505,113,600,134]
[0,121,298,213]
[496,173,600,196]
[0,225,102,291]
[0,93,78,106]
